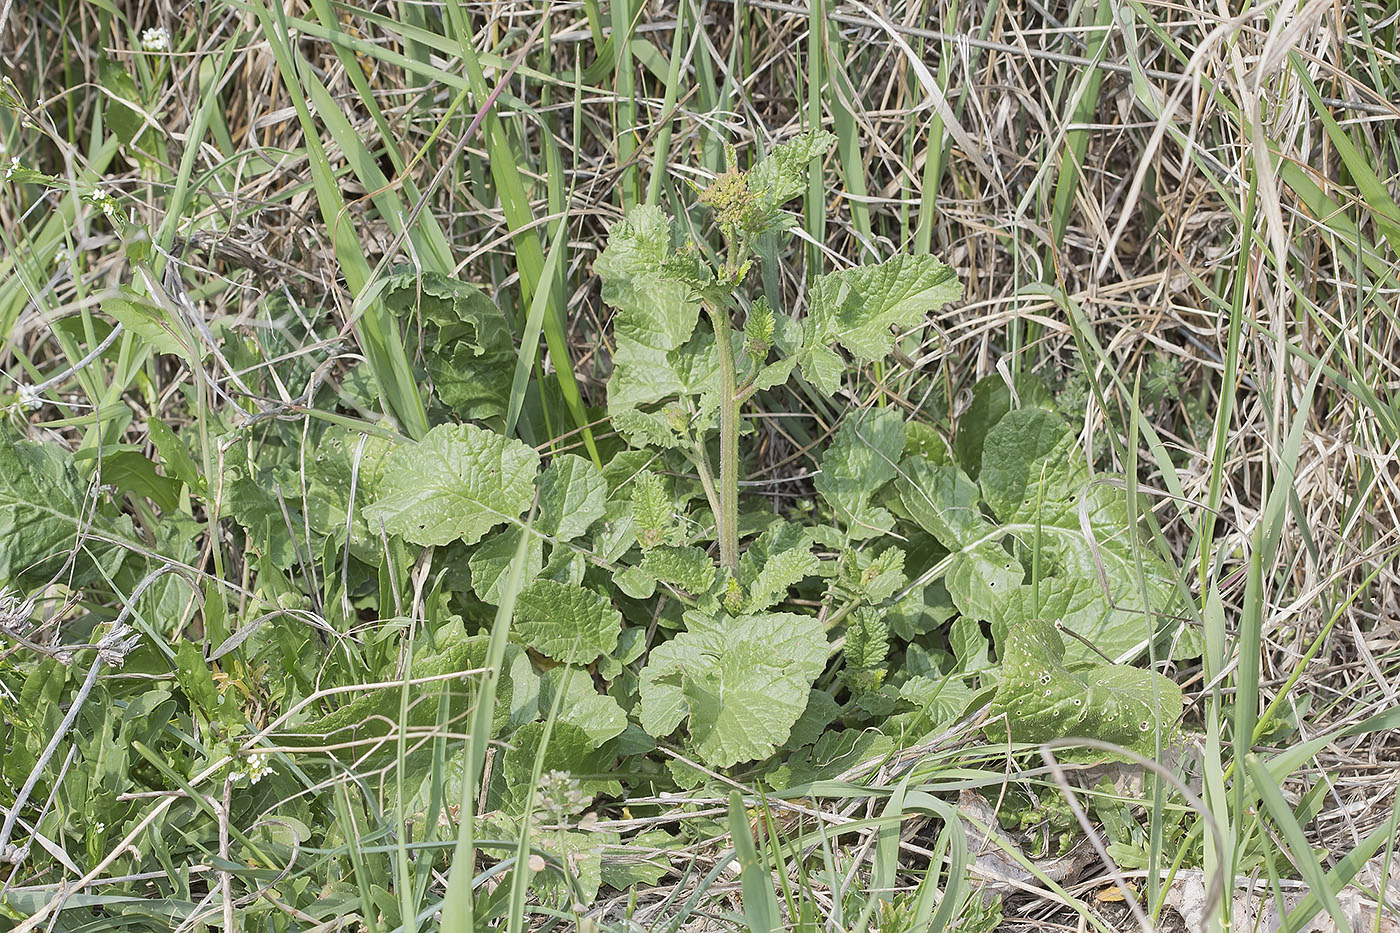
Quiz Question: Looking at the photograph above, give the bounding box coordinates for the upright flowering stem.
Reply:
[708,303,741,574]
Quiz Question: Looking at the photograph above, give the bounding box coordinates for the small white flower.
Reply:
[4,156,18,181]
[140,27,170,52]
[89,186,108,201]
[94,821,105,833]
[14,384,41,410]
[246,753,275,784]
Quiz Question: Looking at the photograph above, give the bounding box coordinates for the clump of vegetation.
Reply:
[2,1,1396,930]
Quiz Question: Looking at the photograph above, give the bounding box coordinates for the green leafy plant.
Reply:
[0,128,1194,923]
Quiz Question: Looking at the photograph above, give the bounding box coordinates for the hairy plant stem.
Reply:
[708,302,742,573]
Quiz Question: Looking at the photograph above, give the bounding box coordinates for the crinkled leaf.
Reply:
[639,613,828,767]
[365,423,538,546]
[492,721,621,815]
[858,546,906,604]
[814,408,905,539]
[540,667,628,747]
[800,255,960,390]
[514,579,621,664]
[0,434,136,588]
[596,206,704,443]
[641,546,716,594]
[979,408,1178,660]
[469,527,543,605]
[222,461,302,570]
[739,521,818,611]
[989,617,1183,755]
[538,455,607,542]
[629,470,671,549]
[748,129,837,221]
[383,271,514,421]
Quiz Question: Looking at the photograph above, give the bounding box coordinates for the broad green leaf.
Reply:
[766,728,894,789]
[616,565,656,599]
[739,521,818,611]
[538,454,607,542]
[513,579,622,664]
[787,689,841,747]
[148,418,203,492]
[94,449,181,512]
[469,528,543,605]
[979,408,1176,660]
[952,373,1055,478]
[748,129,837,221]
[800,255,960,392]
[282,634,533,757]
[223,461,303,570]
[383,271,514,422]
[904,421,954,464]
[949,617,993,673]
[300,427,396,563]
[751,356,795,392]
[222,428,393,571]
[596,206,704,444]
[641,546,716,594]
[104,291,189,357]
[639,613,828,767]
[896,457,1023,621]
[98,56,143,146]
[814,408,905,540]
[988,617,1182,756]
[365,423,538,547]
[796,343,846,396]
[611,329,720,448]
[540,667,628,747]
[491,721,621,815]
[898,675,975,729]
[0,433,134,587]
[887,579,956,640]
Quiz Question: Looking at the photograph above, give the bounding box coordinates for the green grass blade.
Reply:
[440,513,534,932]
[728,791,781,933]
[507,207,569,439]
